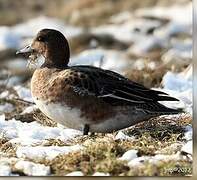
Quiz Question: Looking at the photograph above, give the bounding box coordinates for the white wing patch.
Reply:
[98,93,145,103]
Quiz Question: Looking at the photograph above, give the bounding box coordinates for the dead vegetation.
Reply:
[33,109,57,127]
[0,136,17,158]
[125,65,166,88]
[0,91,192,176]
[0,0,192,176]
[126,160,192,176]
[20,114,192,176]
[0,0,190,26]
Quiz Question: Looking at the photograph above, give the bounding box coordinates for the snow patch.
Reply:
[13,86,33,102]
[115,131,135,141]
[66,171,84,176]
[14,160,50,176]
[181,141,192,155]
[0,114,81,145]
[128,153,182,167]
[0,163,12,176]
[0,16,83,51]
[162,71,192,92]
[70,49,131,73]
[0,27,20,50]
[119,149,138,161]
[92,18,161,44]
[139,3,192,24]
[0,103,15,114]
[16,145,82,160]
[13,16,82,39]
[93,172,110,176]
[21,105,37,115]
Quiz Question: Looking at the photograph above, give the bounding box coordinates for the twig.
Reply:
[98,55,104,68]
[13,98,35,105]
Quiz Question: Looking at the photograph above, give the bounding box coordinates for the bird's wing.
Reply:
[65,65,179,106]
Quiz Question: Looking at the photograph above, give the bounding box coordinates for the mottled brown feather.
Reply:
[31,68,115,123]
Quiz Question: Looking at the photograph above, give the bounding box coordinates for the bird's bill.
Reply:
[16,45,34,55]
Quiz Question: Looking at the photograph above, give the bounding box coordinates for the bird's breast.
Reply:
[33,98,86,130]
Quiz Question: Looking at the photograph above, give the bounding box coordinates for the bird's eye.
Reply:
[37,36,45,42]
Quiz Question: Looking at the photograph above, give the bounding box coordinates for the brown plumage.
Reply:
[17,29,183,135]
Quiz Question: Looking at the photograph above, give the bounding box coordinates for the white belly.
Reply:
[33,99,152,133]
[34,99,86,130]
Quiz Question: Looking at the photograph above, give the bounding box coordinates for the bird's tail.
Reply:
[154,102,185,115]
[138,102,185,115]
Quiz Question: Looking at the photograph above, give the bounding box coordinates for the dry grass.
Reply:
[0,137,17,158]
[25,114,192,176]
[126,160,192,176]
[0,109,191,176]
[0,98,28,120]
[33,109,57,127]
[0,78,192,176]
[69,33,130,54]
[0,0,190,26]
[125,65,166,88]
[42,138,70,147]
[60,0,189,27]
[46,137,130,176]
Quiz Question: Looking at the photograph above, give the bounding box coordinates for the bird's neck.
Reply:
[41,54,69,69]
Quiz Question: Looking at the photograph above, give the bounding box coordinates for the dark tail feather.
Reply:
[137,102,184,115]
[156,95,180,102]
[161,107,184,115]
[155,103,184,115]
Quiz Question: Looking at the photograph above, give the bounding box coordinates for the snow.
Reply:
[13,16,82,39]
[92,3,192,57]
[0,163,12,176]
[0,91,9,99]
[119,150,138,161]
[115,131,135,141]
[70,49,132,73]
[128,153,182,167]
[66,171,84,176]
[162,39,192,68]
[7,77,25,87]
[14,160,50,176]
[136,4,191,23]
[93,172,110,176]
[159,65,192,114]
[184,125,192,141]
[153,153,182,162]
[128,156,151,167]
[155,143,183,154]
[110,11,132,23]
[0,27,20,50]
[0,103,15,114]
[92,18,161,44]
[158,89,192,114]
[2,58,27,72]
[16,144,81,160]
[0,157,50,176]
[129,35,165,56]
[58,128,83,142]
[162,71,192,92]
[0,70,24,87]
[21,105,37,115]
[0,158,20,176]
[0,2,192,176]
[13,85,33,102]
[0,16,83,51]
[181,141,192,155]
[0,114,82,145]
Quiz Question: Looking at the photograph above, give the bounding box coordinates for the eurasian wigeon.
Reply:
[16,29,182,135]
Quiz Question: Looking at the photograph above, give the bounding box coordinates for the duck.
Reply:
[16,28,182,135]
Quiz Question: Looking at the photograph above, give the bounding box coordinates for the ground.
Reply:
[0,0,192,176]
